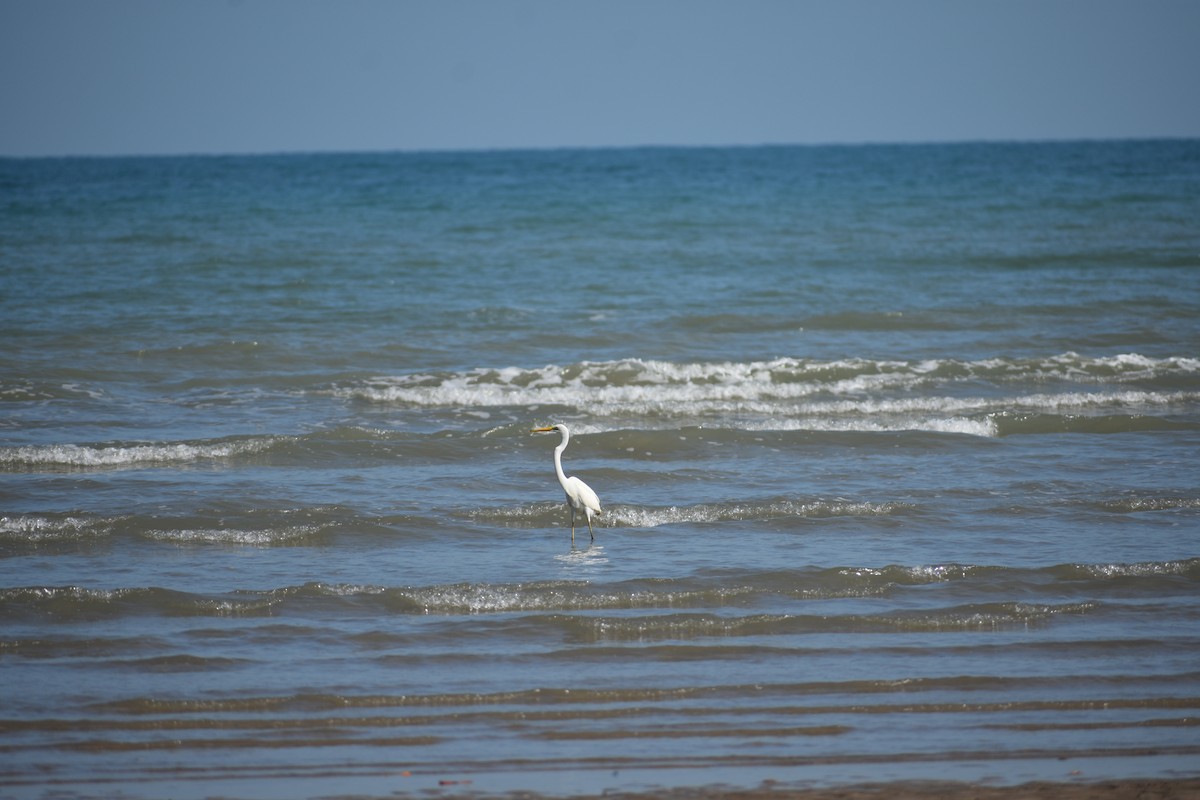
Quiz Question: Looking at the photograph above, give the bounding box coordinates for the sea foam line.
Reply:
[608,499,913,528]
[141,526,324,546]
[342,352,1200,391]
[333,354,1200,415]
[335,371,1195,436]
[478,499,914,529]
[0,438,279,468]
[0,515,117,541]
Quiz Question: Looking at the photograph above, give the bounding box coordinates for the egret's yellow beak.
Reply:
[532,426,554,433]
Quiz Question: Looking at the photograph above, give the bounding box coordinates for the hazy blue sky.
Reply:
[2,0,1198,157]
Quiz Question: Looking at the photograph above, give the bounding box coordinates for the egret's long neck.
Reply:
[553,431,570,489]
[553,442,569,489]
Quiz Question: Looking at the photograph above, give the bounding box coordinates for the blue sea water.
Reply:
[1,140,1199,798]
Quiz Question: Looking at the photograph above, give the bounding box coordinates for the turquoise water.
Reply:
[2,141,1199,798]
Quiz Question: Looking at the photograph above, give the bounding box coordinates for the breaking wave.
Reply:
[8,558,1194,621]
[468,498,915,530]
[329,353,1200,436]
[0,436,282,470]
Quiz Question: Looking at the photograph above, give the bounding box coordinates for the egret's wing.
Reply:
[566,476,602,514]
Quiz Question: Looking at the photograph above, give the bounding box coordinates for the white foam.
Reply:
[142,526,319,545]
[750,389,1196,433]
[0,515,112,541]
[325,354,1199,438]
[609,499,910,528]
[0,438,277,467]
[738,415,999,437]
[1072,558,1199,578]
[337,354,1197,408]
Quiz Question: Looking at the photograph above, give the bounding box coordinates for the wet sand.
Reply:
[568,779,1200,800]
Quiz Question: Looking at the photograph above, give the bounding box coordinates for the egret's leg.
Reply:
[570,506,576,543]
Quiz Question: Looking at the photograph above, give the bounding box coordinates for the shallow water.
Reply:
[1,141,1199,798]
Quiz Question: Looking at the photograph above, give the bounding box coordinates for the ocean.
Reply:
[1,140,1198,799]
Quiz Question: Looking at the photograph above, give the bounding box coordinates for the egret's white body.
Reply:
[533,424,602,542]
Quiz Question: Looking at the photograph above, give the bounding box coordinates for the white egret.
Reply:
[532,424,602,542]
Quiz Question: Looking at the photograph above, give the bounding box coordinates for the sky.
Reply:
[1,0,1198,157]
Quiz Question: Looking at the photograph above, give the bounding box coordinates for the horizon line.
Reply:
[3,134,1198,162]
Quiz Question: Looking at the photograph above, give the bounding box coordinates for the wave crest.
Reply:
[329,353,1200,436]
[0,437,281,470]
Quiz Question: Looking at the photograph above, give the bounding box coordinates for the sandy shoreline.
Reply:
[8,770,1200,799]
[513,779,1200,800]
